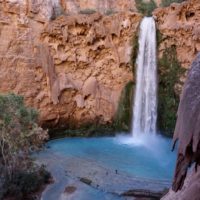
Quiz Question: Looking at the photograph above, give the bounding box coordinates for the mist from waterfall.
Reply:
[132,17,157,136]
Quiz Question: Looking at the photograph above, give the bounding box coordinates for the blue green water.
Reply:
[47,134,177,181]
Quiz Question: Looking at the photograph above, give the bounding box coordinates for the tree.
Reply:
[0,93,48,180]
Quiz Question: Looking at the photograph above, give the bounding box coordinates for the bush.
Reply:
[130,34,139,73]
[0,93,49,199]
[157,46,185,136]
[1,165,51,200]
[114,81,134,132]
[79,9,96,15]
[105,9,117,15]
[0,93,48,178]
[161,0,186,7]
[135,0,157,16]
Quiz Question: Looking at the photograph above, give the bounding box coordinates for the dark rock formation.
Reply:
[172,52,200,192]
[79,177,92,185]
[121,188,167,199]
[64,185,77,194]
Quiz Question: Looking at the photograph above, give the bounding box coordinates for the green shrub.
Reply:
[161,0,186,7]
[52,124,115,138]
[130,34,139,73]
[0,93,48,178]
[135,0,157,16]
[105,9,117,15]
[79,9,96,15]
[0,93,50,199]
[157,46,185,136]
[114,81,134,132]
[2,165,51,200]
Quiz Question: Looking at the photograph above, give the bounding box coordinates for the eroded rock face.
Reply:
[154,0,200,68]
[0,0,200,129]
[154,0,200,94]
[60,0,136,14]
[2,0,137,19]
[0,0,141,127]
[161,53,200,200]
[172,53,200,191]
[162,166,200,200]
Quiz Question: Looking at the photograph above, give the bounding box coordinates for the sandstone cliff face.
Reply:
[0,0,141,127]
[154,0,200,68]
[59,0,136,14]
[152,0,200,134]
[151,0,200,134]
[1,0,200,129]
[2,0,136,20]
[154,0,200,88]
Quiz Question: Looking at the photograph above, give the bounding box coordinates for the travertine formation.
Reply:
[0,0,200,128]
[0,0,141,127]
[154,2,200,198]
[154,0,200,95]
[154,0,200,69]
[162,53,200,200]
[59,0,136,14]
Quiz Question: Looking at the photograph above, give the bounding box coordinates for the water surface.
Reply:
[47,134,176,181]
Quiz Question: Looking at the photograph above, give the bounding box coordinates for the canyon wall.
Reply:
[153,0,200,134]
[156,2,200,197]
[154,0,200,93]
[59,0,136,14]
[0,0,199,129]
[0,0,141,128]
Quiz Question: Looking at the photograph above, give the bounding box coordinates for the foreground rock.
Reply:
[162,53,200,199]
[162,167,200,200]
[121,189,166,199]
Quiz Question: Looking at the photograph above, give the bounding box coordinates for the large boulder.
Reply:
[162,53,200,199]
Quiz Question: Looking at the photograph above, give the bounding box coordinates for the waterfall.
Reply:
[132,17,157,136]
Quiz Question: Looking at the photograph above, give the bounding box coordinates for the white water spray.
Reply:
[132,17,157,136]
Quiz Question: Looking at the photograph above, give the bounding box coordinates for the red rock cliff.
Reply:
[0,0,141,127]
[0,0,200,128]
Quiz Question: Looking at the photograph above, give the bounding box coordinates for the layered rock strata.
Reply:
[0,0,141,127]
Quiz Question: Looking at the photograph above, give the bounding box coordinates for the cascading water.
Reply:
[132,17,157,136]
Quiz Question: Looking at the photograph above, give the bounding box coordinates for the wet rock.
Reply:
[64,186,77,194]
[79,177,92,185]
[121,189,165,199]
